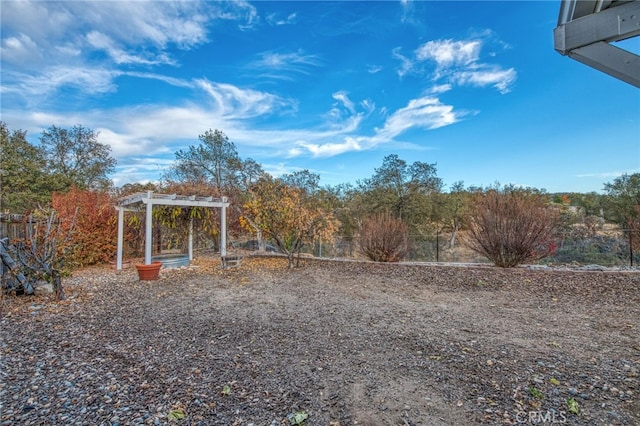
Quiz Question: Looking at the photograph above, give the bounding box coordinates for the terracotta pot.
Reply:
[135,261,162,280]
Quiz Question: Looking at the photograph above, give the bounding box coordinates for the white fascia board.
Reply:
[554,1,640,53]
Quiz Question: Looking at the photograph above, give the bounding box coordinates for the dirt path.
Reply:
[1,256,639,425]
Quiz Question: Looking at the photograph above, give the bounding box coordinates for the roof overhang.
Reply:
[554,0,640,87]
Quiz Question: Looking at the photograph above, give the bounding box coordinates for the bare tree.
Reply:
[15,208,76,300]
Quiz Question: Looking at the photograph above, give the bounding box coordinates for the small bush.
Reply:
[464,187,559,267]
[359,213,409,262]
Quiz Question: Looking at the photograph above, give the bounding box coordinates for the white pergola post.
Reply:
[144,191,153,265]
[188,217,194,261]
[220,197,227,257]
[116,207,124,269]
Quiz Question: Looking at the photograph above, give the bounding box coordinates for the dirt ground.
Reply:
[1,256,639,425]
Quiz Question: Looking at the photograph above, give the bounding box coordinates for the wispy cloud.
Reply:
[400,0,422,26]
[577,169,640,179]
[196,79,294,118]
[296,137,366,157]
[1,66,118,99]
[266,12,297,26]
[286,95,463,159]
[428,84,453,95]
[332,91,356,115]
[392,47,416,78]
[247,50,322,80]
[394,35,517,93]
[378,96,465,139]
[86,31,176,66]
[451,66,517,94]
[416,39,482,68]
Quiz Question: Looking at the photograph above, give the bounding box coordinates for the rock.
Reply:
[580,264,606,271]
[34,280,54,294]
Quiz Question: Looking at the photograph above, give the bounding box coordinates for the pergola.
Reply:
[115,191,230,270]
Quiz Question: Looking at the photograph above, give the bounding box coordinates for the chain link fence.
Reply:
[302,230,640,267]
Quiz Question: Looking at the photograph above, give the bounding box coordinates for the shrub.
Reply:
[52,187,117,268]
[359,213,409,262]
[464,187,559,267]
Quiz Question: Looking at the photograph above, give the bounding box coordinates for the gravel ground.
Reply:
[1,255,639,425]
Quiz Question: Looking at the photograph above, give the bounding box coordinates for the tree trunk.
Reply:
[53,272,65,301]
[449,222,461,249]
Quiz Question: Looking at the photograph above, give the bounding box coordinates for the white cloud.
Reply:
[297,136,365,157]
[332,91,356,114]
[400,0,416,25]
[196,79,293,118]
[0,1,254,99]
[281,95,462,159]
[392,47,416,78]
[378,97,462,139]
[2,66,118,98]
[451,67,517,94]
[416,39,482,68]
[232,1,259,30]
[262,162,299,178]
[360,99,376,114]
[0,34,41,65]
[121,72,194,89]
[576,169,640,178]
[396,35,517,93]
[428,84,453,95]
[86,31,176,66]
[266,12,297,26]
[248,50,322,79]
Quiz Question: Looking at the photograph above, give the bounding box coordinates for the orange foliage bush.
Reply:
[52,187,117,267]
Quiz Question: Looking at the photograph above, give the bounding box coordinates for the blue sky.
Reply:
[1,1,638,193]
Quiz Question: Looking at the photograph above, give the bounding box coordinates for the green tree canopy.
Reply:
[603,173,640,226]
[168,129,244,193]
[358,154,443,233]
[0,122,49,212]
[39,124,116,191]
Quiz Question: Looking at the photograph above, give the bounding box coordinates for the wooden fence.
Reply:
[0,213,31,240]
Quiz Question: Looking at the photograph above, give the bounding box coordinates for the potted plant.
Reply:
[135,261,162,280]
